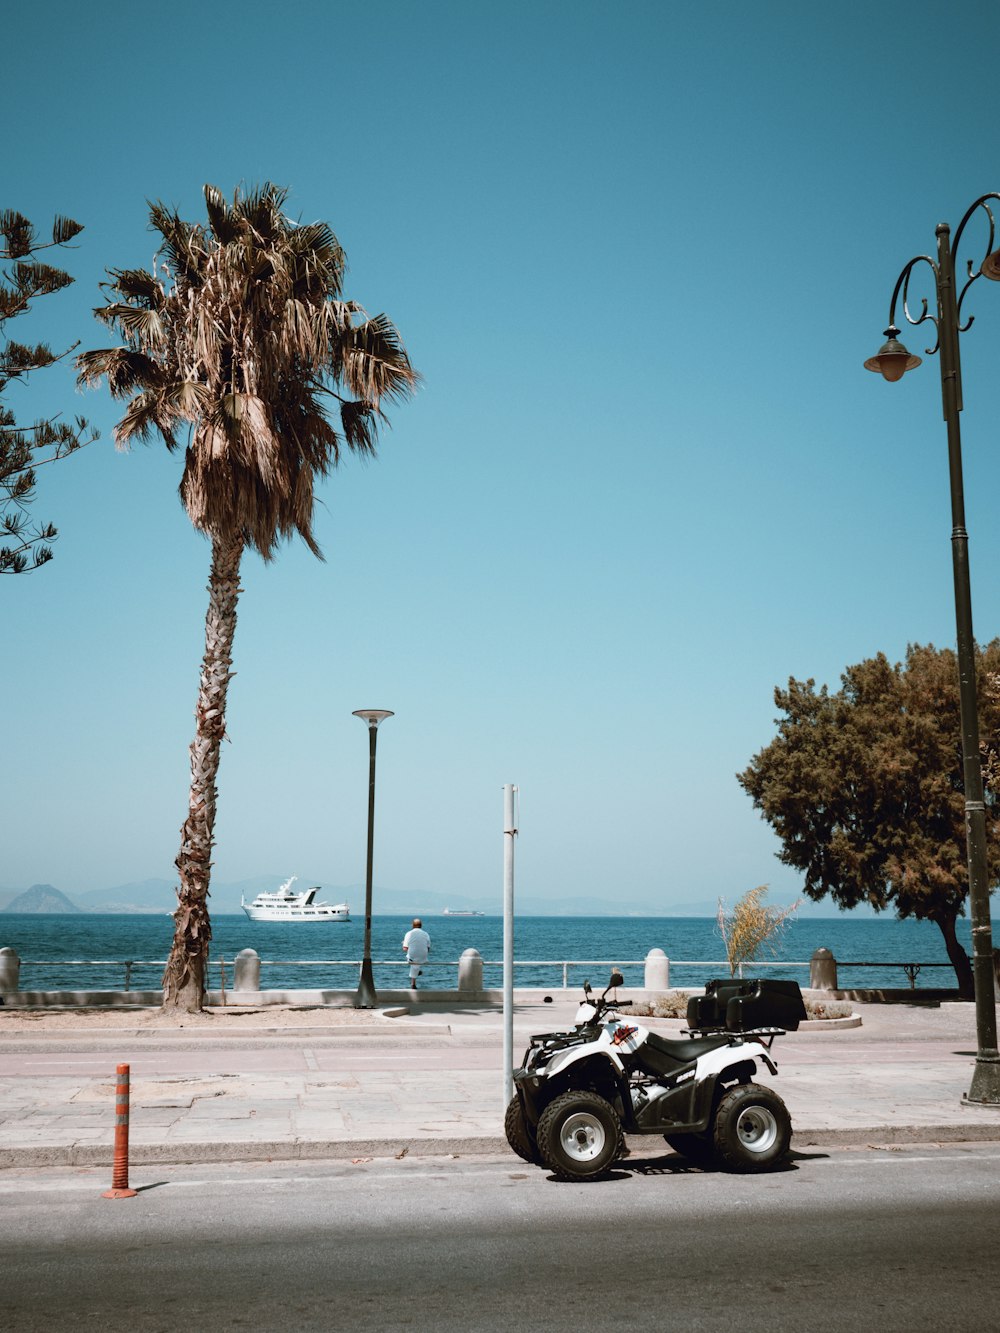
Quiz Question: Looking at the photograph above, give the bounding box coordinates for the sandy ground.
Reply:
[0,1005,392,1031]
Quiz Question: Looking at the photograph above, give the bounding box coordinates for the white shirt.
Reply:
[402,927,431,964]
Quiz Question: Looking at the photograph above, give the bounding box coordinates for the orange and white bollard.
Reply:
[102,1063,138,1199]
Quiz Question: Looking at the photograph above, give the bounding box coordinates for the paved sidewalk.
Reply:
[2,997,999,1168]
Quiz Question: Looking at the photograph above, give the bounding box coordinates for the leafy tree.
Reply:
[1,210,96,573]
[78,184,419,1011]
[716,885,799,977]
[738,643,1000,996]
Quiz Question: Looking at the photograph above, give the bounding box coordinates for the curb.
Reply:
[0,1136,509,1168]
[4,1125,1000,1170]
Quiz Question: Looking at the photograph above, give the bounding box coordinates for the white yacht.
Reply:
[241,877,350,923]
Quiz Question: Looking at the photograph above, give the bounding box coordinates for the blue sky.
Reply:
[6,1,1000,913]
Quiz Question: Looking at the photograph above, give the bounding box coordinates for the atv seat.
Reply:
[629,1030,733,1078]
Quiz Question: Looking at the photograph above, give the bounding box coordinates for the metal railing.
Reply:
[11,954,960,991]
[821,960,954,989]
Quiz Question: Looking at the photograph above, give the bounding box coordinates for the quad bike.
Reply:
[506,970,806,1181]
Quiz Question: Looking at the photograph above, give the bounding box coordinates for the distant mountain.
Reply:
[0,875,875,919]
[2,883,80,914]
[75,878,176,914]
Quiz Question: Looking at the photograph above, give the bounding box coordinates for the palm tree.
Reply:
[78,184,418,1011]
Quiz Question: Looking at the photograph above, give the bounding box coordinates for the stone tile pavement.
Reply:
[1,997,999,1168]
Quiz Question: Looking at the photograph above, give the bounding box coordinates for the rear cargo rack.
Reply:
[683,1026,786,1050]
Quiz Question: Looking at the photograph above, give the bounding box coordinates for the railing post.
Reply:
[233,949,261,991]
[458,948,483,993]
[0,947,20,993]
[810,947,838,991]
[644,948,670,990]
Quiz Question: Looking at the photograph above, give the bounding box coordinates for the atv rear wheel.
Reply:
[505,1095,542,1165]
[536,1090,624,1181]
[664,1131,716,1166]
[712,1083,791,1173]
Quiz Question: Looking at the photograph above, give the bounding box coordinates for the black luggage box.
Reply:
[687,978,807,1032]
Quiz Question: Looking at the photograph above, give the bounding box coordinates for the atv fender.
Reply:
[515,1053,629,1126]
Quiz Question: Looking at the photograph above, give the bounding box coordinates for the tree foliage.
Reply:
[738,643,1000,995]
[1,210,95,573]
[78,183,418,1010]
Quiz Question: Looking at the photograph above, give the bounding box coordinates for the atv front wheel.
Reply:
[536,1090,624,1181]
[505,1095,542,1165]
[712,1083,791,1173]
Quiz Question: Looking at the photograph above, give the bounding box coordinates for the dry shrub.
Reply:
[717,885,800,976]
[803,997,853,1020]
[629,991,691,1019]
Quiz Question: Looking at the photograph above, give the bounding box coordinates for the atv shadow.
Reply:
[634,1151,801,1176]
[542,1149,805,1183]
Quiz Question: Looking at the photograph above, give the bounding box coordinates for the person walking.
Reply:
[402,918,431,991]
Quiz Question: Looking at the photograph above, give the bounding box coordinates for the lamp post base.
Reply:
[964,1054,1000,1106]
[354,959,377,1010]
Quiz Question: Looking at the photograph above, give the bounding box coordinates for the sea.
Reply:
[0,912,975,993]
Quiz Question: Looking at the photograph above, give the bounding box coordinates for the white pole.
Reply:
[502,783,518,1109]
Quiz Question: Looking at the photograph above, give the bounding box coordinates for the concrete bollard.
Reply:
[0,947,20,992]
[233,948,261,991]
[458,947,483,992]
[644,948,670,990]
[810,947,838,991]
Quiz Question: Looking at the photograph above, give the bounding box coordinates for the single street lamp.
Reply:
[351,709,393,1008]
[865,193,1000,1105]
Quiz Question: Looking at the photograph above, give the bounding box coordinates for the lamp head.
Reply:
[864,326,921,382]
[352,709,394,729]
[980,249,1000,281]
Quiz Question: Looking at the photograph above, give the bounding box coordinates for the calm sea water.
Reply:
[0,912,973,992]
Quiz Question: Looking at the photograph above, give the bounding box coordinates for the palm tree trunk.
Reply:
[163,535,244,1012]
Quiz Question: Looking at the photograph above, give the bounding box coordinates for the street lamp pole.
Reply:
[865,193,1000,1105]
[351,709,393,1009]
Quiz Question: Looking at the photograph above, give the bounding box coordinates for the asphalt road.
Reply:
[3,1144,999,1331]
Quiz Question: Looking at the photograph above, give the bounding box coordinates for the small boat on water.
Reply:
[441,908,484,916]
[241,877,350,923]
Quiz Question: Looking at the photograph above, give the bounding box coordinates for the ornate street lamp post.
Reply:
[865,193,1000,1105]
[351,709,393,1009]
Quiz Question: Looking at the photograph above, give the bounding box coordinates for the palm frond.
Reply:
[99,303,165,348]
[165,380,210,420]
[148,201,205,284]
[114,390,178,450]
[343,313,420,406]
[340,399,376,456]
[75,347,160,397]
[203,184,239,245]
[238,183,289,241]
[106,268,164,308]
